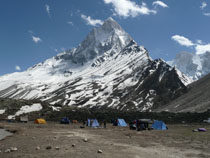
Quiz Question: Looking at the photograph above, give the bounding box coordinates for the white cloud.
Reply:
[28,30,42,44]
[45,4,51,17]
[172,35,210,55]
[103,0,156,18]
[67,21,74,26]
[81,14,103,26]
[196,40,203,44]
[15,65,21,71]
[195,44,210,54]
[203,12,210,16]
[152,1,168,8]
[32,36,42,43]
[171,35,194,47]
[200,2,207,9]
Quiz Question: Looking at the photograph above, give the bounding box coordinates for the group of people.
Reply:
[129,120,150,131]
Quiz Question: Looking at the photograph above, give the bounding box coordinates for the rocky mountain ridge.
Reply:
[0,18,191,114]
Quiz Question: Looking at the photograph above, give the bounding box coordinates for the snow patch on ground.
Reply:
[8,103,42,119]
[0,109,5,114]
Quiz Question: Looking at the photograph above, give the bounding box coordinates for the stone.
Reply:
[55,146,60,150]
[5,149,11,153]
[46,146,52,150]
[10,147,18,152]
[83,138,88,142]
[72,144,76,147]
[35,146,40,150]
[97,149,103,153]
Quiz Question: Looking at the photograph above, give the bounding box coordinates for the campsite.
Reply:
[0,121,210,158]
[1,1,210,157]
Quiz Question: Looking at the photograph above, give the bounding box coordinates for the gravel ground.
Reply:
[0,122,210,158]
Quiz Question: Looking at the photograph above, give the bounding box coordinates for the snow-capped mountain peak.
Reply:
[168,51,210,81]
[100,17,124,32]
[0,17,190,112]
[72,17,132,63]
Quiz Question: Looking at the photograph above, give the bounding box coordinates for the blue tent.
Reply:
[60,117,70,124]
[152,120,167,130]
[87,119,99,127]
[114,119,127,127]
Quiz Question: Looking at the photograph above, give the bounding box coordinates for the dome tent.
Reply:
[60,117,70,124]
[34,118,46,124]
[113,119,127,127]
[87,119,99,127]
[152,120,167,130]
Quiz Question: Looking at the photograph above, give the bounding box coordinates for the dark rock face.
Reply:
[155,73,210,113]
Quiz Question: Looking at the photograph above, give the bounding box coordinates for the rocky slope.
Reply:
[155,73,210,113]
[0,18,191,113]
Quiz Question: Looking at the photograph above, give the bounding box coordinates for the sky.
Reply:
[1,0,210,75]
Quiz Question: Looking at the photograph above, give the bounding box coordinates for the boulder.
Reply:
[35,146,40,150]
[5,149,11,153]
[46,146,52,150]
[55,146,60,150]
[10,147,18,152]
[83,138,88,142]
[97,149,103,153]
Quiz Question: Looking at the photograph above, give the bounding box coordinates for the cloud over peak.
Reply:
[103,0,157,18]
[172,35,210,55]
[195,44,210,55]
[81,14,103,26]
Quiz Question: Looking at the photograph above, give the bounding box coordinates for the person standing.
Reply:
[103,120,106,128]
[83,120,86,126]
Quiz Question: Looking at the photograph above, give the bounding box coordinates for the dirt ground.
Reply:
[0,122,210,158]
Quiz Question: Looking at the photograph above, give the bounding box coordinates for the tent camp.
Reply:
[113,119,127,127]
[60,117,70,124]
[34,118,46,124]
[87,119,99,127]
[152,120,167,130]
